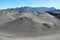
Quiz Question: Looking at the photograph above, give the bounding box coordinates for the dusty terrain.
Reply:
[0,11,60,40]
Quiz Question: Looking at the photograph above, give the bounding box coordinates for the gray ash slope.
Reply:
[0,7,60,38]
[0,11,60,37]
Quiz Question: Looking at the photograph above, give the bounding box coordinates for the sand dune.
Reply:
[0,12,60,40]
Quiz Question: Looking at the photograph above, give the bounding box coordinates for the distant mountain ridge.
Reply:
[2,6,56,12]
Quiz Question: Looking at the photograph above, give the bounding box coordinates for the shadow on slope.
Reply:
[46,11,60,19]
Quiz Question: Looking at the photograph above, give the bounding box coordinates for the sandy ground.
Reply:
[0,32,60,40]
[0,26,60,40]
[0,12,60,40]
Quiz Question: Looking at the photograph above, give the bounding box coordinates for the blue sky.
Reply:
[0,0,60,9]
